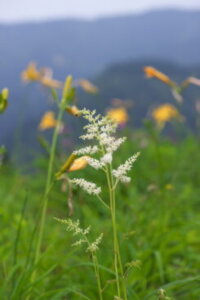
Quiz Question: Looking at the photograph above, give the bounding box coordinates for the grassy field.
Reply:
[1,68,200,299]
[1,125,200,299]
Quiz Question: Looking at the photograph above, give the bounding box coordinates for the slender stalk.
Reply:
[105,166,121,298]
[34,107,64,267]
[108,164,128,300]
[97,195,110,210]
[84,234,103,300]
[99,141,122,297]
[89,117,127,298]
[92,254,103,300]
[13,194,28,266]
[12,194,28,294]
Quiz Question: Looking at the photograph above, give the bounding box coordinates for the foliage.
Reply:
[1,132,200,299]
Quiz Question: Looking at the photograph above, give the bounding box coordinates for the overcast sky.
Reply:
[1,0,200,23]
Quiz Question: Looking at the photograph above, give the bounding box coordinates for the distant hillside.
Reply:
[1,9,200,86]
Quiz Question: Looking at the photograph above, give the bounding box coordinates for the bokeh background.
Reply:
[1,0,200,156]
[1,2,200,300]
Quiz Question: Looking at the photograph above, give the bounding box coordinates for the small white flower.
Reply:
[70,178,101,195]
[86,157,104,170]
[83,226,91,235]
[80,109,117,144]
[101,153,112,164]
[83,124,99,135]
[87,233,103,253]
[73,145,98,155]
[100,122,117,135]
[120,176,131,183]
[72,239,87,247]
[100,134,114,146]
[112,152,140,183]
[80,133,96,140]
[106,137,126,152]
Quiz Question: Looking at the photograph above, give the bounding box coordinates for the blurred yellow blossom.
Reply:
[40,77,62,89]
[144,66,172,85]
[107,107,129,125]
[22,62,62,89]
[21,62,41,82]
[165,184,174,190]
[39,111,58,130]
[152,104,180,125]
[68,156,89,172]
[78,79,98,94]
[66,105,81,117]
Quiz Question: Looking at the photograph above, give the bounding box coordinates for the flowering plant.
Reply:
[57,109,139,299]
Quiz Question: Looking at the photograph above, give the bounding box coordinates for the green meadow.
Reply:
[1,69,200,300]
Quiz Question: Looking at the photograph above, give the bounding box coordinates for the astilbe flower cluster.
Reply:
[70,178,101,195]
[112,152,140,183]
[55,218,103,253]
[70,109,139,193]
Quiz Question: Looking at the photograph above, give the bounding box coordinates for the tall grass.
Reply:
[1,67,200,299]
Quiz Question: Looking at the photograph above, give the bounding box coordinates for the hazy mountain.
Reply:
[1,9,200,84]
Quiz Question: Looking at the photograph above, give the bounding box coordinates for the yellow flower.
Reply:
[39,111,57,130]
[144,66,171,85]
[56,154,89,179]
[107,107,129,125]
[165,184,174,190]
[22,62,62,89]
[66,105,81,117]
[152,104,180,125]
[21,62,41,82]
[78,79,98,94]
[40,77,62,89]
[68,156,89,172]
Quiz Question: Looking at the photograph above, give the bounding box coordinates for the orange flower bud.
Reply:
[144,66,171,85]
[78,79,98,94]
[68,156,89,172]
[66,105,81,117]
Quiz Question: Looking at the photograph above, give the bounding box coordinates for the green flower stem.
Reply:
[99,136,127,298]
[92,254,103,300]
[34,107,64,268]
[84,235,103,300]
[105,166,121,298]
[97,195,110,210]
[108,164,128,300]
